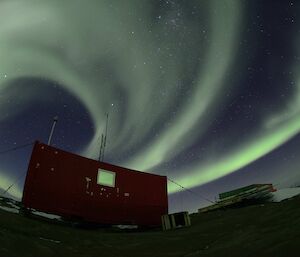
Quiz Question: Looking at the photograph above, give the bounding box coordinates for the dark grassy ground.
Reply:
[0,196,300,257]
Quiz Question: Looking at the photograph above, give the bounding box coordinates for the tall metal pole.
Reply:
[102,113,109,161]
[98,134,104,162]
[48,116,58,145]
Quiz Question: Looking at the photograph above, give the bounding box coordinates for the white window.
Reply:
[97,169,115,187]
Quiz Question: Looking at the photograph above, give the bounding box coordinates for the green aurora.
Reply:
[0,0,300,199]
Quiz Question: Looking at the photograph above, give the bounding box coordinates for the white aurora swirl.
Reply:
[1,0,300,199]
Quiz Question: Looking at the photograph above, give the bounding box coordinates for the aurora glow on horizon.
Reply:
[1,0,300,212]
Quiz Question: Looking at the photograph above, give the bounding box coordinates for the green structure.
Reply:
[199,184,276,213]
[219,184,273,200]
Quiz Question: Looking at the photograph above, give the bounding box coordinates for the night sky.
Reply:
[0,0,299,213]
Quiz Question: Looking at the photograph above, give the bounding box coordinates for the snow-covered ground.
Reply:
[0,197,20,213]
[270,187,300,202]
[0,205,19,214]
[30,210,62,220]
[0,196,62,220]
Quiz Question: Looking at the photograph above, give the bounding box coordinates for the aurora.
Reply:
[0,0,299,211]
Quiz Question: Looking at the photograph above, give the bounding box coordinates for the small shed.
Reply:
[22,141,168,226]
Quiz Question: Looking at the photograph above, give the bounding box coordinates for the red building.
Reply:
[22,141,168,226]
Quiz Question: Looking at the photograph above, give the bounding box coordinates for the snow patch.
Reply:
[0,205,19,214]
[39,237,61,244]
[270,188,300,202]
[31,210,62,220]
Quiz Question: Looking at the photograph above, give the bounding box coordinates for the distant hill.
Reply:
[0,194,299,257]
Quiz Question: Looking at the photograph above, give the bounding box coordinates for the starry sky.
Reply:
[0,0,300,213]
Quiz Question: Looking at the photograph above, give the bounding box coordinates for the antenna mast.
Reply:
[98,113,109,162]
[102,113,109,161]
[47,116,58,146]
[98,134,104,162]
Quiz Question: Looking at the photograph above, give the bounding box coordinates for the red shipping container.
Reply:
[22,141,168,226]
